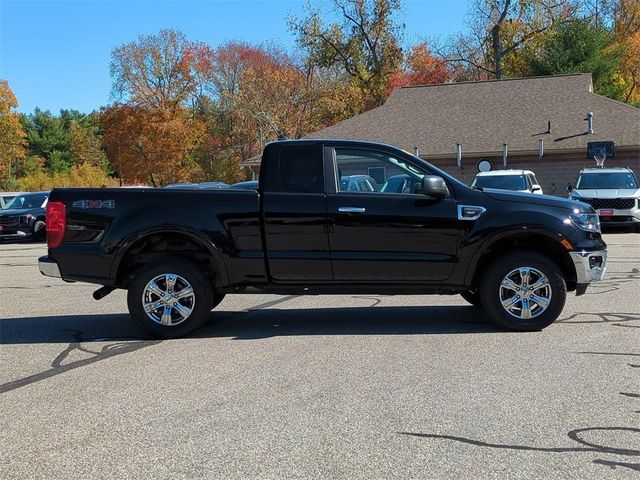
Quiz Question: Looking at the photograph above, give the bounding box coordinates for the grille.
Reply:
[0,216,19,226]
[581,198,636,210]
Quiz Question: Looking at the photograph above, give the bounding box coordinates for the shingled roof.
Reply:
[307,74,640,158]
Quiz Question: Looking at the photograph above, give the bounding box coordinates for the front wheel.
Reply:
[479,251,566,331]
[127,259,213,339]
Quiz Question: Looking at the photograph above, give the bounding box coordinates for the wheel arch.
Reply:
[466,229,577,292]
[111,226,229,289]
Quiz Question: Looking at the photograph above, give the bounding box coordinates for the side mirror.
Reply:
[531,184,541,192]
[567,183,573,193]
[420,175,449,199]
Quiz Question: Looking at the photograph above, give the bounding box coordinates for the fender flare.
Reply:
[109,225,230,287]
[463,226,574,286]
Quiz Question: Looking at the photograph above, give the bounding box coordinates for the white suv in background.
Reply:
[471,170,543,194]
[569,167,640,232]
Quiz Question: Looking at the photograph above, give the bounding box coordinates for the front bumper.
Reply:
[569,250,607,284]
[597,206,640,227]
[39,256,61,278]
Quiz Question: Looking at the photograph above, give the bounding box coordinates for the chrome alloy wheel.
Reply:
[499,267,552,320]
[142,273,196,326]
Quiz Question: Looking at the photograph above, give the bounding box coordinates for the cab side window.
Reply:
[335,148,423,194]
[265,145,324,194]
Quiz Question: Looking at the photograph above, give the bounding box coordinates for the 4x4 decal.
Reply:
[72,200,115,209]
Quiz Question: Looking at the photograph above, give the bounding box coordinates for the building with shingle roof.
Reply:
[242,74,640,195]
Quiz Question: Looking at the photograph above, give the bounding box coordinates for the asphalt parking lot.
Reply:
[1,233,639,479]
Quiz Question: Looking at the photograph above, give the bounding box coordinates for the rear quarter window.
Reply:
[262,144,324,194]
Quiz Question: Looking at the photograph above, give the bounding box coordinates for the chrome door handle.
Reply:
[338,206,366,214]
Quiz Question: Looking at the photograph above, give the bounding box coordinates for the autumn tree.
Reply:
[290,0,404,109]
[101,104,205,186]
[0,80,26,184]
[387,43,452,92]
[610,0,640,103]
[110,29,197,111]
[185,42,336,182]
[68,119,108,168]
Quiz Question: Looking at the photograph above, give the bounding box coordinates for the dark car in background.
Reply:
[1,192,22,209]
[0,191,49,241]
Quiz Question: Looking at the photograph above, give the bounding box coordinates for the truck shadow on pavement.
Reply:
[0,305,503,345]
[197,305,503,340]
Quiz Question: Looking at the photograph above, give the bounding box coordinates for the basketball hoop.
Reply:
[593,146,606,168]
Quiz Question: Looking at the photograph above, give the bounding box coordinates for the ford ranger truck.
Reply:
[39,140,607,338]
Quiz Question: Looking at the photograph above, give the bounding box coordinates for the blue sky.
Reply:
[0,0,468,114]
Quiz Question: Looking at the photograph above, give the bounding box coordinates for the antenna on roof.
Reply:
[277,134,288,141]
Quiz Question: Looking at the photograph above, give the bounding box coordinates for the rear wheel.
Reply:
[127,259,213,339]
[479,251,566,331]
[460,290,482,307]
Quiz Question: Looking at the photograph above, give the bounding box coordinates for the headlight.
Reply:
[567,208,600,232]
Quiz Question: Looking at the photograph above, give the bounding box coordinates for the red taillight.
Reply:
[46,201,66,249]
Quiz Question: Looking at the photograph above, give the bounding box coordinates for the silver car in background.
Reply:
[569,167,640,232]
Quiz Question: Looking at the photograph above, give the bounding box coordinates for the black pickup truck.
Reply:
[39,140,607,338]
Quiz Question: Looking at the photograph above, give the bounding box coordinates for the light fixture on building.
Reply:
[539,139,544,158]
[456,144,462,169]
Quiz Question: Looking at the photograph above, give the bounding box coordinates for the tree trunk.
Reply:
[492,23,502,80]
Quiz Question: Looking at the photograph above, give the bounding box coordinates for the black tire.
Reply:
[460,290,482,307]
[211,293,226,310]
[32,220,46,242]
[479,250,566,331]
[634,224,640,234]
[127,259,213,339]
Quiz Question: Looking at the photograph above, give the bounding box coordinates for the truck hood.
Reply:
[482,189,584,210]
[0,208,42,217]
[571,188,640,199]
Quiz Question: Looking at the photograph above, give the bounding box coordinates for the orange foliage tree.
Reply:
[110,29,197,112]
[101,104,205,186]
[387,43,452,92]
[612,0,640,103]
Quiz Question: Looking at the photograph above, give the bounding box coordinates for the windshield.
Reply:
[3,193,48,210]
[472,175,527,191]
[576,172,638,189]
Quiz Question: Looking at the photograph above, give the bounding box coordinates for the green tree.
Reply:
[21,108,71,172]
[527,19,626,100]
